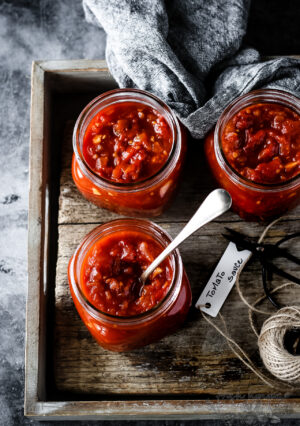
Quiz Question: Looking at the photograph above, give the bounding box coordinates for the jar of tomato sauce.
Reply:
[72,89,186,217]
[68,219,192,352]
[205,89,300,221]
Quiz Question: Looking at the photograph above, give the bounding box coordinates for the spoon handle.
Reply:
[140,189,232,283]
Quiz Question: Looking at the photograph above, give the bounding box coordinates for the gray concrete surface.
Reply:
[0,0,299,425]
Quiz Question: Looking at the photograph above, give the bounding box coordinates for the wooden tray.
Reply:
[25,60,300,420]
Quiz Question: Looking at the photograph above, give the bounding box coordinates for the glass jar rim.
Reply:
[69,218,183,325]
[73,88,182,192]
[214,89,300,193]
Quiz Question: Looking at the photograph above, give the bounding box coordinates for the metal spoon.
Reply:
[140,188,232,286]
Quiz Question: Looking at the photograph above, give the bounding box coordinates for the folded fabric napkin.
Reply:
[83,0,300,139]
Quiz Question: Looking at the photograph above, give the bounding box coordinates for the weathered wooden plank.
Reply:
[54,220,300,395]
[25,398,300,421]
[26,61,49,412]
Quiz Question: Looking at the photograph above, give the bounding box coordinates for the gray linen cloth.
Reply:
[83,0,300,139]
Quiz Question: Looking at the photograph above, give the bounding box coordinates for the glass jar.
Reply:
[68,219,192,352]
[72,89,186,217]
[205,89,300,221]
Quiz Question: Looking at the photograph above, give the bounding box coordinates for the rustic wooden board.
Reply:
[54,122,300,396]
[26,60,300,420]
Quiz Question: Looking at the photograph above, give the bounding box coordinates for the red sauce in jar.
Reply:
[81,230,173,316]
[72,90,187,217]
[205,92,300,221]
[82,102,173,183]
[68,219,192,351]
[222,103,300,184]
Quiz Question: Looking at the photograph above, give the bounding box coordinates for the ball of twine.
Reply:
[258,306,300,384]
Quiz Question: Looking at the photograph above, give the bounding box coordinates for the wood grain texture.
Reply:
[25,60,300,419]
[54,121,300,397]
[26,62,48,409]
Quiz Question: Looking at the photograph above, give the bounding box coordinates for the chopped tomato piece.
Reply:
[81,231,173,316]
[222,103,300,184]
[82,102,172,183]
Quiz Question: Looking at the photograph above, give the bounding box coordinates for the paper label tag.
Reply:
[195,242,251,317]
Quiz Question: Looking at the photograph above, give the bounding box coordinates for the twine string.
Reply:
[200,218,300,389]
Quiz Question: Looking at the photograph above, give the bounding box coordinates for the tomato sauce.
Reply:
[222,103,300,184]
[68,220,192,351]
[81,230,173,316]
[205,92,300,221]
[72,90,186,217]
[82,102,173,183]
